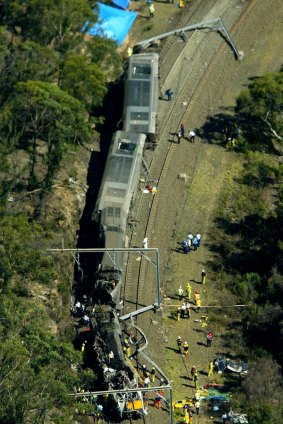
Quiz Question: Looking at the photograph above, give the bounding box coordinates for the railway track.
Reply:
[122,1,257,420]
[123,0,256,315]
[124,0,260,424]
[158,0,220,65]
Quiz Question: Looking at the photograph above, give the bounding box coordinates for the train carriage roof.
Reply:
[93,131,145,220]
[123,53,159,134]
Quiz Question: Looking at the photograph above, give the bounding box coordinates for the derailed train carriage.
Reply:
[91,130,146,307]
[123,52,159,145]
[77,53,159,420]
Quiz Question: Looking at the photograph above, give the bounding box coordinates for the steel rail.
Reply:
[123,1,257,422]
[131,0,257,303]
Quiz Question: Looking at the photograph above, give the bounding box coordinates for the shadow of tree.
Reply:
[198,112,237,145]
[212,213,280,275]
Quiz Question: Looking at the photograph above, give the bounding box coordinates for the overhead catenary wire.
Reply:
[161,303,250,309]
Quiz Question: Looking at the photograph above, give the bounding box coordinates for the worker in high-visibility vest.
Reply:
[127,47,133,57]
[177,336,182,353]
[150,367,156,383]
[183,341,189,356]
[194,291,200,303]
[208,361,214,377]
[201,269,206,285]
[176,306,181,321]
[186,282,192,300]
[126,345,131,357]
[148,2,155,18]
[193,372,199,388]
[178,286,184,301]
[183,413,190,424]
[195,297,201,312]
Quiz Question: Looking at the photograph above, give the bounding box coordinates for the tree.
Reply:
[0,0,96,55]
[241,358,283,424]
[0,80,92,188]
[60,54,107,110]
[86,37,123,82]
[236,69,283,152]
[0,39,58,105]
[0,213,57,293]
[0,296,82,423]
[231,272,261,303]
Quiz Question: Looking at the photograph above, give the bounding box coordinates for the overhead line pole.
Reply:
[70,385,174,424]
[70,385,172,397]
[162,304,250,308]
[136,17,241,60]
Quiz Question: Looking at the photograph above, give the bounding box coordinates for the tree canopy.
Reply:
[236,68,283,152]
[0,0,122,192]
[0,295,81,423]
[0,0,96,54]
[1,80,92,188]
[60,55,107,110]
[0,1,123,420]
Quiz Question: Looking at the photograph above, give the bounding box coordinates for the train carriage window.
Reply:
[106,208,121,220]
[132,65,151,79]
[125,81,150,106]
[106,188,126,199]
[107,226,123,233]
[118,142,136,152]
[130,124,148,133]
[107,157,133,183]
[130,112,149,121]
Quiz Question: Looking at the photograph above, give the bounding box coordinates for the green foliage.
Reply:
[0,295,83,423]
[236,69,283,152]
[86,37,123,81]
[241,151,279,187]
[0,40,58,105]
[20,326,80,375]
[230,272,261,303]
[1,0,96,54]
[248,403,278,424]
[215,101,283,371]
[217,151,282,269]
[266,269,283,300]
[0,80,92,188]
[0,1,123,421]
[0,2,124,421]
[246,303,283,361]
[0,213,57,293]
[234,358,283,424]
[0,1,123,198]
[60,54,107,110]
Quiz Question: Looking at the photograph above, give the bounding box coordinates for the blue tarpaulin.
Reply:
[112,0,130,9]
[86,3,138,46]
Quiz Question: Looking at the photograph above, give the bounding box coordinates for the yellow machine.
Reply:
[172,398,193,410]
[126,399,143,411]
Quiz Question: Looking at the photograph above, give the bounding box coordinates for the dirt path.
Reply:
[126,0,283,422]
